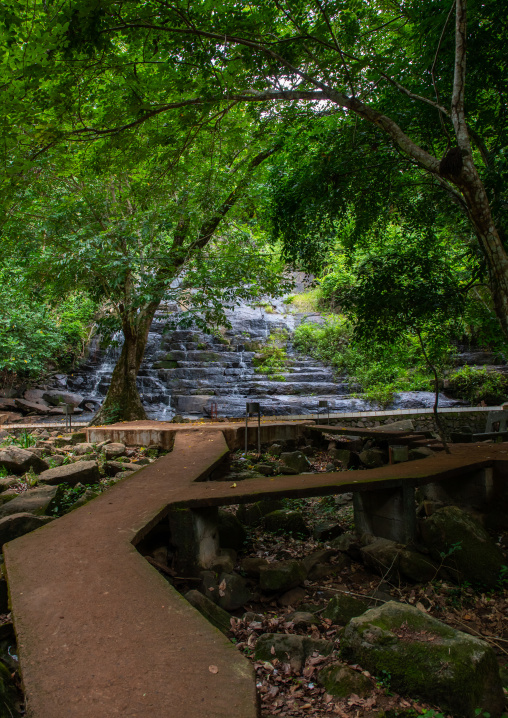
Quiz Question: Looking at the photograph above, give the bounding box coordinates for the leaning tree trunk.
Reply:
[90,304,159,426]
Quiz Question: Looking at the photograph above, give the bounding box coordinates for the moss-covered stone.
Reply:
[184,589,232,635]
[263,510,309,536]
[237,499,283,526]
[254,633,305,671]
[420,505,505,588]
[322,594,369,625]
[318,662,372,698]
[340,601,505,718]
[259,559,308,592]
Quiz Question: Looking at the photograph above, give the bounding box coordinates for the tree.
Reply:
[15,0,506,333]
[338,233,466,449]
[3,115,289,423]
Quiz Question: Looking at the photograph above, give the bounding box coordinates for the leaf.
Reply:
[208,665,219,674]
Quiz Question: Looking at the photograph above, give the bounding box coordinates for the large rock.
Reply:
[0,485,58,519]
[0,447,49,475]
[280,451,312,473]
[104,443,126,459]
[236,499,283,526]
[254,633,332,672]
[420,506,505,588]
[259,560,307,592]
[0,513,53,547]
[215,572,252,611]
[14,399,50,415]
[322,594,369,625]
[263,510,309,536]
[318,663,372,698]
[359,448,387,468]
[38,461,100,487]
[184,589,232,635]
[361,538,439,583]
[42,390,84,408]
[340,601,505,718]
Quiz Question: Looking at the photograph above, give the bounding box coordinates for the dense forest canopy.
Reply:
[0,0,507,418]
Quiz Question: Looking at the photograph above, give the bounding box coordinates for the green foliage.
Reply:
[446,366,508,406]
[252,329,289,381]
[293,316,435,407]
[13,431,37,449]
[0,262,96,380]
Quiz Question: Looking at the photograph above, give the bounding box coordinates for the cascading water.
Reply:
[66,298,465,420]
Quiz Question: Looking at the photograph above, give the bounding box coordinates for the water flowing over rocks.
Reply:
[61,297,466,420]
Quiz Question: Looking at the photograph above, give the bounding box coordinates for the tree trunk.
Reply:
[90,304,159,426]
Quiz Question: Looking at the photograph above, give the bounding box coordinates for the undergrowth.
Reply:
[252,329,289,381]
[446,365,508,405]
[293,316,434,406]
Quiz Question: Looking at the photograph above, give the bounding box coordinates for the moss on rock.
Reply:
[340,601,504,717]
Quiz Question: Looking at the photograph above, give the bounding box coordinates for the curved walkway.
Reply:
[3,425,508,717]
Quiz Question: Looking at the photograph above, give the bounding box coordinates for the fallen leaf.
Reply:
[209,665,219,674]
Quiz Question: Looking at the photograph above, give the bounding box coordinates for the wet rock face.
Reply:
[63,298,467,420]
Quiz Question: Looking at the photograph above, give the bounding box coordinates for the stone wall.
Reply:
[327,410,489,433]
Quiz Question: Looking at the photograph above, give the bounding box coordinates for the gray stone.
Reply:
[254,633,306,671]
[240,556,269,577]
[73,443,95,455]
[252,462,275,476]
[259,560,307,592]
[105,461,139,477]
[313,522,343,542]
[322,594,368,624]
[42,390,83,407]
[280,451,312,473]
[360,538,401,579]
[236,499,284,526]
[0,447,49,475]
[0,485,58,518]
[38,460,100,487]
[216,572,252,611]
[46,455,65,467]
[341,601,505,718]
[302,637,333,658]
[0,477,17,492]
[184,590,232,635]
[318,663,372,698]
[420,505,505,588]
[267,444,282,457]
[379,419,415,432]
[104,442,126,459]
[0,512,54,546]
[398,548,439,583]
[278,587,307,607]
[14,398,50,415]
[286,611,318,628]
[359,448,387,468]
[263,510,309,536]
[329,448,353,467]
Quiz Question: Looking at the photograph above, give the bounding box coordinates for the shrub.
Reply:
[446,365,508,405]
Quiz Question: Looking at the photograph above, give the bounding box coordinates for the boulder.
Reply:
[398,548,439,583]
[0,477,17,493]
[0,485,59,518]
[359,448,387,468]
[420,506,505,588]
[254,633,332,672]
[236,499,284,526]
[184,589,232,635]
[360,538,401,578]
[38,460,100,487]
[215,572,252,611]
[42,390,84,408]
[252,463,275,476]
[105,461,139,477]
[259,560,307,592]
[318,663,372,698]
[255,633,306,671]
[263,510,309,536]
[104,442,126,459]
[313,521,343,542]
[0,447,49,475]
[0,512,53,546]
[14,399,50,415]
[322,594,369,625]
[329,448,353,467]
[0,490,18,507]
[267,443,282,457]
[302,549,336,574]
[73,443,95,455]
[286,611,318,628]
[217,510,247,551]
[240,556,269,578]
[278,587,307,607]
[341,601,505,718]
[280,451,312,473]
